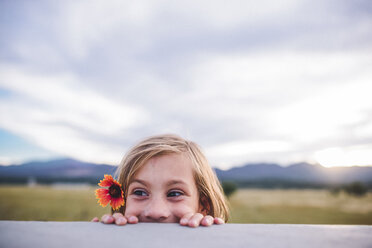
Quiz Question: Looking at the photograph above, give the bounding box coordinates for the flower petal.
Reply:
[112,180,122,188]
[98,174,114,187]
[97,194,111,207]
[95,188,109,198]
[110,197,125,210]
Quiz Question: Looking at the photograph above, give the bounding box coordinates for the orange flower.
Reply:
[95,174,125,210]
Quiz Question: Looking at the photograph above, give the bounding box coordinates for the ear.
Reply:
[199,196,211,215]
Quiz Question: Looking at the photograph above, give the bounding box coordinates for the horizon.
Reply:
[1,156,371,170]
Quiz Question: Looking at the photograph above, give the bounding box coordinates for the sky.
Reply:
[0,0,372,169]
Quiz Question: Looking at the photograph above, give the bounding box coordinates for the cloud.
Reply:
[206,140,294,168]
[183,51,372,167]
[0,64,147,164]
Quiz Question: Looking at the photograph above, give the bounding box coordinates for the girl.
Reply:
[92,134,229,227]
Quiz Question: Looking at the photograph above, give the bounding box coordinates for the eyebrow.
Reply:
[129,179,188,187]
[130,179,148,187]
[166,180,188,187]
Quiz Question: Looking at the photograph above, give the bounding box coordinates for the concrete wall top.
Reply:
[0,221,371,248]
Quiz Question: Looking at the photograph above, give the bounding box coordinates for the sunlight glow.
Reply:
[314,146,372,168]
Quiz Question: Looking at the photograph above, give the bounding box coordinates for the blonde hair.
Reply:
[114,134,229,222]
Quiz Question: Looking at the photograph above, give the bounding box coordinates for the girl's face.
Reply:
[125,153,201,223]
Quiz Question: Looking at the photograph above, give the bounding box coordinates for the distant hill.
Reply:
[215,162,372,187]
[1,158,372,187]
[0,158,117,184]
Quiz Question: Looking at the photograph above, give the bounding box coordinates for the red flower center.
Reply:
[109,184,122,198]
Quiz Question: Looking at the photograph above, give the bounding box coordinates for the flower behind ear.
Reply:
[95,174,125,210]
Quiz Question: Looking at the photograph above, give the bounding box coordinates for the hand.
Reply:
[91,213,139,225]
[179,213,224,227]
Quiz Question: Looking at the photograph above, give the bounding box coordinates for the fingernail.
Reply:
[180,218,187,225]
[128,216,136,222]
[189,220,197,227]
[207,218,213,225]
[117,217,126,225]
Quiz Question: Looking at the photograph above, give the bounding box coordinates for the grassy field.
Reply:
[228,189,372,224]
[0,185,371,224]
[0,185,108,221]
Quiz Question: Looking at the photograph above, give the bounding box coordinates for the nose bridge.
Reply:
[145,194,170,220]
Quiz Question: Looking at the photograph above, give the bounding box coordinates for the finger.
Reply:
[113,213,127,226]
[113,212,124,218]
[101,214,115,224]
[201,215,214,226]
[91,217,99,222]
[214,217,225,224]
[188,213,204,227]
[180,212,194,226]
[126,215,138,224]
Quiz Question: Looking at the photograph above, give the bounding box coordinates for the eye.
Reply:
[133,189,148,196]
[167,191,183,197]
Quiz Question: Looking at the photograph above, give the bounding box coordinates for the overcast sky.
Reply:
[0,0,371,169]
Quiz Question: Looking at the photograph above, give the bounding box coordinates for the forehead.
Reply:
[132,153,196,185]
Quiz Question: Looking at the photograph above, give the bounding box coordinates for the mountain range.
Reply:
[215,162,372,184]
[1,158,372,187]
